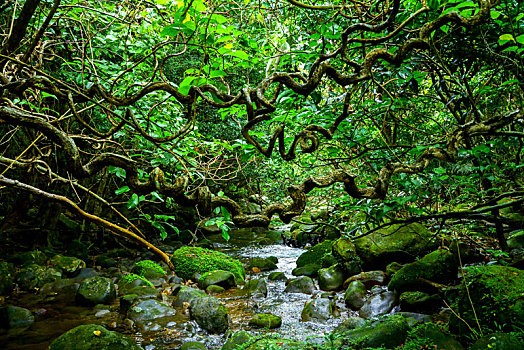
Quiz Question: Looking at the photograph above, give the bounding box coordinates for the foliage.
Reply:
[119,273,154,288]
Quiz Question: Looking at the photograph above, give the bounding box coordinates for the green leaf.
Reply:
[115,186,130,195]
[499,34,515,43]
[516,34,524,45]
[221,206,231,221]
[127,193,139,209]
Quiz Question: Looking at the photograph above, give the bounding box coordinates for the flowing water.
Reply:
[1,227,351,349]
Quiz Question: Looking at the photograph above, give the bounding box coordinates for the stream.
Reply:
[0,226,352,349]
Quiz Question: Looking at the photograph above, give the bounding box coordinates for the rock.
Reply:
[130,260,167,280]
[301,298,339,321]
[403,323,464,349]
[120,294,140,314]
[76,276,116,306]
[450,265,524,335]
[127,299,176,323]
[222,330,253,350]
[49,324,142,350]
[198,270,236,290]
[344,270,386,289]
[39,279,79,299]
[385,262,403,279]
[0,262,15,295]
[248,313,282,328]
[123,285,160,299]
[318,264,346,291]
[335,317,367,331]
[13,250,47,266]
[507,230,524,250]
[334,314,411,349]
[16,264,62,290]
[247,257,278,271]
[284,276,315,294]
[190,296,230,333]
[344,281,367,310]
[266,256,278,264]
[268,272,287,281]
[359,290,397,318]
[470,332,523,350]
[49,254,86,277]
[244,278,268,298]
[399,291,442,313]
[0,305,34,329]
[118,273,153,293]
[320,253,338,268]
[296,240,333,268]
[172,286,207,307]
[331,237,362,275]
[292,264,321,277]
[395,312,432,323]
[354,223,437,269]
[95,254,118,268]
[171,247,245,284]
[72,268,98,281]
[206,285,225,293]
[388,249,457,293]
[180,341,206,350]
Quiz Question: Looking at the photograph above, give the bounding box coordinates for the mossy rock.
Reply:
[244,278,268,298]
[171,247,245,284]
[49,324,143,350]
[49,254,86,277]
[16,264,62,290]
[284,276,315,294]
[354,223,437,269]
[399,291,442,313]
[248,313,282,329]
[221,330,253,350]
[198,270,236,290]
[13,250,48,266]
[268,272,287,281]
[131,260,167,280]
[402,323,464,350]
[296,240,333,268]
[76,276,116,306]
[180,341,206,350]
[172,286,207,307]
[247,257,277,271]
[0,305,34,329]
[318,264,346,291]
[450,265,524,335]
[118,273,153,292]
[388,249,457,293]
[320,253,338,268]
[344,280,367,310]
[127,299,176,323]
[301,298,339,321]
[0,262,15,295]
[190,296,230,334]
[470,332,523,350]
[331,237,362,276]
[291,264,321,277]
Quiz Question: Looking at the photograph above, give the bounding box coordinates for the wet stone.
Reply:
[49,254,86,277]
[76,276,116,306]
[127,299,176,323]
[190,296,230,334]
[359,290,397,318]
[284,276,315,294]
[0,305,34,329]
[318,264,346,291]
[344,270,386,290]
[268,272,287,281]
[301,298,339,322]
[198,270,236,290]
[248,313,282,329]
[344,280,367,310]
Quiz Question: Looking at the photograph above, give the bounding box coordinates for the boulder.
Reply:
[127,299,176,323]
[268,272,287,281]
[301,298,339,321]
[171,247,245,284]
[49,324,142,350]
[244,278,269,298]
[49,254,86,277]
[388,249,457,293]
[198,270,236,290]
[180,341,206,350]
[399,291,442,313]
[248,257,277,271]
[343,270,385,289]
[76,276,116,306]
[190,296,230,334]
[331,237,362,275]
[344,281,367,310]
[206,285,225,293]
[354,223,437,269]
[333,314,411,349]
[248,313,282,329]
[318,264,346,291]
[402,323,463,349]
[0,262,15,295]
[291,264,320,277]
[359,290,397,319]
[172,286,207,307]
[296,240,333,268]
[221,330,253,350]
[130,260,167,280]
[284,276,315,294]
[16,264,62,290]
[470,332,523,350]
[0,305,34,329]
[450,265,524,335]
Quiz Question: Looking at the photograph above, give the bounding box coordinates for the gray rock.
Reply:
[0,305,34,329]
[244,278,268,298]
[199,270,236,290]
[344,280,367,310]
[301,298,339,321]
[284,276,315,294]
[318,264,346,291]
[172,286,207,307]
[344,270,386,289]
[247,257,278,271]
[359,290,397,318]
[127,299,176,322]
[190,296,230,334]
[76,276,116,306]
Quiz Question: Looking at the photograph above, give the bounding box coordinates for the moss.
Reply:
[296,240,333,268]
[131,260,166,279]
[171,246,245,283]
[119,273,153,288]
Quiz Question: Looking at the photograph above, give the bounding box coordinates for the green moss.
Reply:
[119,273,153,288]
[132,260,166,279]
[296,240,333,268]
[171,246,245,283]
